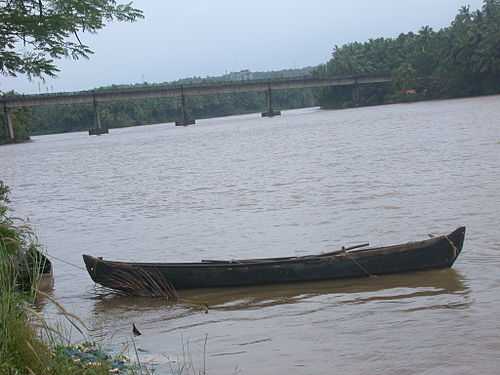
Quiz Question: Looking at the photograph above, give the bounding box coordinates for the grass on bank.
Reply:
[0,228,135,375]
[0,181,142,375]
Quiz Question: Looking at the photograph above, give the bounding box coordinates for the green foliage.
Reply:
[1,108,32,143]
[392,63,417,92]
[0,185,48,374]
[0,182,21,261]
[0,181,9,219]
[0,94,32,144]
[318,0,500,107]
[0,183,139,375]
[0,0,143,78]
[0,180,46,292]
[11,108,32,141]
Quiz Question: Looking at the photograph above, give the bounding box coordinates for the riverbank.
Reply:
[0,138,32,146]
[0,182,142,375]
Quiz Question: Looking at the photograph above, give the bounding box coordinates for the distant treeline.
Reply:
[316,0,500,108]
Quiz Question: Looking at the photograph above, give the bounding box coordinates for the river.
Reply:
[1,96,500,374]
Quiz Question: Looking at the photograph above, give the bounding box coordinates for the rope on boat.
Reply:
[46,254,87,271]
[342,250,375,278]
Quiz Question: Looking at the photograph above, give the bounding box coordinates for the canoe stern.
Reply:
[83,254,104,284]
[446,226,466,266]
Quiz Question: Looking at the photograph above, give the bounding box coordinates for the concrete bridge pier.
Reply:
[175,86,195,126]
[89,96,109,135]
[261,85,281,118]
[352,79,361,106]
[3,104,15,142]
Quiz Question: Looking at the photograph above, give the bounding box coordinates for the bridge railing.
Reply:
[0,73,392,104]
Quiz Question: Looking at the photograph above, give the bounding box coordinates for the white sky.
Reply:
[1,0,484,94]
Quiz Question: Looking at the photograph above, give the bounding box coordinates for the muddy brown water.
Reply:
[1,96,500,374]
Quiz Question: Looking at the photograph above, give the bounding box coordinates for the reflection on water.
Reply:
[93,268,468,314]
[86,268,472,373]
[3,96,500,374]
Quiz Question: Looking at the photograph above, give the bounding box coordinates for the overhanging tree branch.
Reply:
[0,0,143,78]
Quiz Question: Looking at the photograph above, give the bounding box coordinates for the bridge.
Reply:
[1,74,391,140]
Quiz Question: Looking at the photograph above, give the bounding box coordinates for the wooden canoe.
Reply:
[83,226,465,296]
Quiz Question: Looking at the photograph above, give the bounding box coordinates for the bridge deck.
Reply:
[1,75,391,108]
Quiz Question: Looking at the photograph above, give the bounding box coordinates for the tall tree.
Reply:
[317,0,500,106]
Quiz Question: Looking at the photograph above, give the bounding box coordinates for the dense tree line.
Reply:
[316,0,500,108]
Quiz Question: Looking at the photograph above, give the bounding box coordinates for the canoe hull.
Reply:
[83,227,465,294]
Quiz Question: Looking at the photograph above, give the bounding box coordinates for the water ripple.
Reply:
[2,98,500,374]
